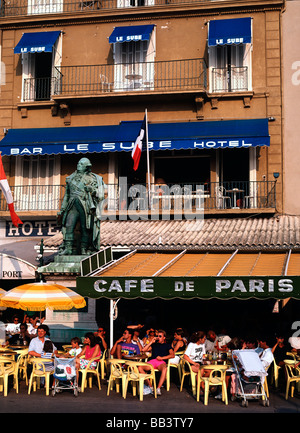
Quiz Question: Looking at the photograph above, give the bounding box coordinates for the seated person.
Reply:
[216,329,231,351]
[183,331,206,386]
[258,337,274,370]
[242,335,263,354]
[41,340,55,372]
[8,323,32,346]
[169,329,187,365]
[59,337,82,358]
[110,328,142,359]
[75,333,101,383]
[94,327,108,353]
[6,315,21,335]
[139,329,174,396]
[205,330,218,353]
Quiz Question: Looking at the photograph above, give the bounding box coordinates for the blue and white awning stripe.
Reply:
[0,119,270,156]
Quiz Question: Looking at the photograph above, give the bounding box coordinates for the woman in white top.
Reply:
[183,331,206,374]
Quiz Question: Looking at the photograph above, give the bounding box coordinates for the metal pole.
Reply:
[145,108,151,208]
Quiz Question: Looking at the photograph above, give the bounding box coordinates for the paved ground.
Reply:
[1,378,299,420]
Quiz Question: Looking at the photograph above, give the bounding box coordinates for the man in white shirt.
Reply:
[6,315,21,335]
[28,325,57,357]
[205,330,217,353]
[258,337,274,370]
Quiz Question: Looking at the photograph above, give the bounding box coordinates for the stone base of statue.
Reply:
[37,254,87,275]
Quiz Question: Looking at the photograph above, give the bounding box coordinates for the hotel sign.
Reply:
[76,276,300,300]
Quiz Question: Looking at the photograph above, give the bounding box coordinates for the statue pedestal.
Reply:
[38,254,86,274]
[38,254,98,343]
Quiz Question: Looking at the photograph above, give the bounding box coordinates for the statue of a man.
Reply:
[57,157,106,255]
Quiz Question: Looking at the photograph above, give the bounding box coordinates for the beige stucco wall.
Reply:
[282,0,300,215]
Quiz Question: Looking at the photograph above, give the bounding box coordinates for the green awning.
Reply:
[76,276,300,300]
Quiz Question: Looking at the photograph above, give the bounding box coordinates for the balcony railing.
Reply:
[0,185,65,212]
[0,181,276,214]
[22,59,207,101]
[211,66,248,92]
[1,0,242,18]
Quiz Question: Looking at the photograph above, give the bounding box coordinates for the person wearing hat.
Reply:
[57,157,106,255]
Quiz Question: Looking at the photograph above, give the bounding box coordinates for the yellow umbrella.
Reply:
[0,288,7,310]
[0,282,86,311]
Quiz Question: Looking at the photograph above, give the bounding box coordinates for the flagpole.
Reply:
[145,109,151,209]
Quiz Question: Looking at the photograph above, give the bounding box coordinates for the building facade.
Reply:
[0,0,289,339]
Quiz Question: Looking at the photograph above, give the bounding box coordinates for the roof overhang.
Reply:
[76,249,300,300]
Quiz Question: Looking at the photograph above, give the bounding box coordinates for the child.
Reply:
[41,340,55,371]
[67,337,82,358]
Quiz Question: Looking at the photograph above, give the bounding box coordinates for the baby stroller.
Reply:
[231,350,269,407]
[52,356,78,397]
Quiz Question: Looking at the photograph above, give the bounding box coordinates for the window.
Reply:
[113,29,155,91]
[21,33,62,102]
[209,43,252,93]
[27,0,63,15]
[117,0,154,7]
[14,155,61,211]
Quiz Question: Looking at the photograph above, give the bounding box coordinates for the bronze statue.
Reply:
[57,157,106,255]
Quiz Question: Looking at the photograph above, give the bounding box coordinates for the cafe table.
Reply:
[225,188,244,209]
[123,353,148,361]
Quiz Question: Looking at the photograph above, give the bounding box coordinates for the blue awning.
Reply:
[14,31,61,54]
[208,18,252,46]
[109,25,155,44]
[0,119,270,156]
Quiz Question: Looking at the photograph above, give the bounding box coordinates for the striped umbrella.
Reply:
[0,282,86,311]
[0,288,7,310]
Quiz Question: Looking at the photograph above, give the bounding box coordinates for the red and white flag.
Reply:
[132,115,147,171]
[0,154,23,227]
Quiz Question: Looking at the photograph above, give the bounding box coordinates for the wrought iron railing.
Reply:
[55,59,207,96]
[0,185,65,211]
[0,181,276,213]
[21,59,207,101]
[1,0,243,18]
[211,66,248,92]
[23,76,62,102]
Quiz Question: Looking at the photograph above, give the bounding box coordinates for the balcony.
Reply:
[1,0,241,18]
[22,59,207,102]
[211,66,248,93]
[0,181,276,217]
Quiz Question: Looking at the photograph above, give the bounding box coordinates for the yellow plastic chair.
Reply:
[271,358,281,389]
[286,352,298,361]
[197,365,228,406]
[16,351,29,386]
[28,357,54,396]
[100,349,107,380]
[166,351,184,391]
[107,359,126,396]
[79,357,101,393]
[123,361,157,401]
[284,359,300,400]
[0,358,16,397]
[62,345,73,353]
[180,359,197,396]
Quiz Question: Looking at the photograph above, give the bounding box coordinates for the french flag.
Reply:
[0,154,23,227]
[132,115,147,171]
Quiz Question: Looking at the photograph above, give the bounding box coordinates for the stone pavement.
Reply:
[0,379,300,419]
